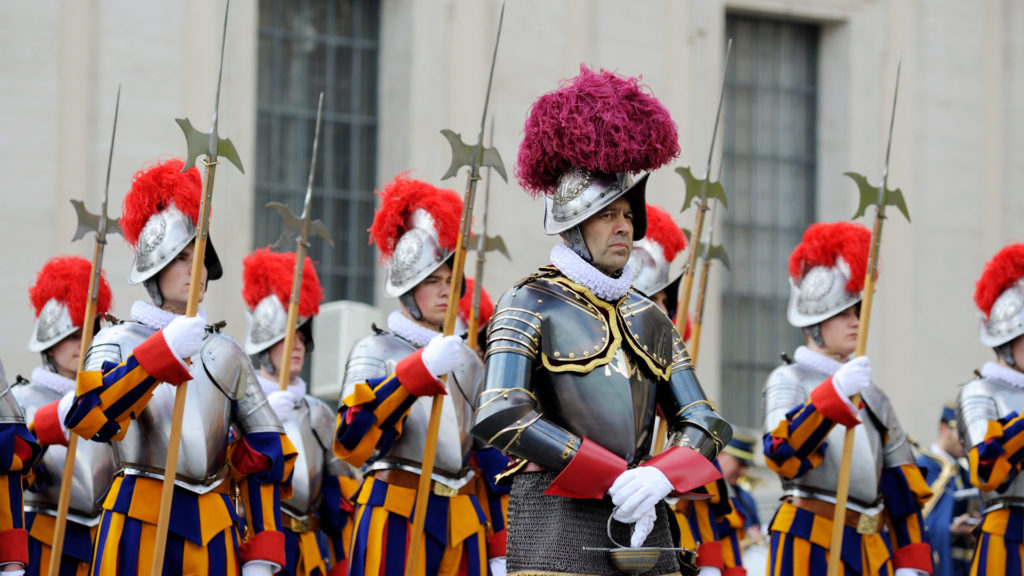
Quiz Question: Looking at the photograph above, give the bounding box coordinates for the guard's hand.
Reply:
[240,561,276,576]
[609,466,673,524]
[421,334,463,380]
[833,356,871,399]
[162,316,206,361]
[488,556,507,576]
[266,390,297,422]
[629,507,656,548]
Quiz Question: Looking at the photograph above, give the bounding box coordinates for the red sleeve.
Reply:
[394,349,446,397]
[544,438,627,499]
[809,377,861,428]
[0,528,29,566]
[645,446,722,495]
[239,530,285,567]
[133,330,192,385]
[32,400,68,447]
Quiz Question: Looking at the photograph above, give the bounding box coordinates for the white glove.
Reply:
[488,556,507,576]
[266,390,297,422]
[421,334,463,379]
[698,568,722,576]
[240,561,276,576]
[162,316,206,361]
[630,507,656,548]
[609,466,673,524]
[833,355,871,399]
[57,391,75,441]
[893,570,927,576]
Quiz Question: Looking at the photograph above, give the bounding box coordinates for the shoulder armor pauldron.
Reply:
[617,290,675,376]
[342,331,415,394]
[83,321,154,372]
[200,332,249,400]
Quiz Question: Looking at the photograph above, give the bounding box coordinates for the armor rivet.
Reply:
[627,321,632,327]
[594,345,600,350]
[643,345,648,351]
[583,351,589,356]
[554,351,561,357]
[568,353,575,359]
[601,337,607,342]
[538,299,543,303]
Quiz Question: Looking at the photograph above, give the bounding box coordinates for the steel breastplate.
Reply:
[13,381,116,523]
[281,398,325,517]
[764,362,885,509]
[84,322,244,493]
[959,376,1024,507]
[526,277,670,463]
[342,331,484,478]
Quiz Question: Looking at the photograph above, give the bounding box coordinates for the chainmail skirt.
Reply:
[506,470,683,575]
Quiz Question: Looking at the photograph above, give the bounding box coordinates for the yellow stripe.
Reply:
[343,383,376,408]
[0,475,13,531]
[364,505,388,575]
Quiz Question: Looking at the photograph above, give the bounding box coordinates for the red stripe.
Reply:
[809,377,861,428]
[544,438,627,499]
[645,446,722,495]
[133,330,191,385]
[32,400,68,447]
[892,542,933,572]
[239,529,285,567]
[0,528,29,565]
[395,349,446,397]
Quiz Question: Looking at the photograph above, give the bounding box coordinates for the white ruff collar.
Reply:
[982,361,1024,390]
[31,366,75,396]
[794,346,844,376]
[130,301,207,330]
[550,242,633,302]
[257,373,306,404]
[388,310,438,348]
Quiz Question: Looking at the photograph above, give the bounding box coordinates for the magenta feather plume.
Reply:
[516,65,680,197]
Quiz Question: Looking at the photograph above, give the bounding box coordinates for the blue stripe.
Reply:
[977,533,990,576]
[92,511,113,576]
[282,529,299,576]
[379,395,418,431]
[384,511,407,576]
[349,498,374,575]
[466,531,481,576]
[246,476,264,535]
[120,516,143,576]
[338,408,378,451]
[208,532,227,575]
[104,365,156,421]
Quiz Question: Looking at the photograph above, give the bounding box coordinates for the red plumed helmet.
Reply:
[786,222,871,328]
[516,65,680,197]
[241,247,324,355]
[788,222,871,293]
[459,278,495,327]
[121,157,202,247]
[242,248,323,318]
[369,173,465,298]
[28,256,112,352]
[975,244,1024,319]
[644,205,687,263]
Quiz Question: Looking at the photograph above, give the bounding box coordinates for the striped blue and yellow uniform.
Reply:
[0,422,41,568]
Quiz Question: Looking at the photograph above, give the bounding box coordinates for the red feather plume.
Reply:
[121,157,203,247]
[644,204,686,262]
[974,243,1024,318]
[788,222,871,293]
[29,256,113,328]
[459,278,494,327]
[516,65,681,197]
[242,247,323,318]
[368,173,463,261]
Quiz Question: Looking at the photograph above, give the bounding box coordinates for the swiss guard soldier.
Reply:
[717,433,762,542]
[762,221,932,576]
[957,242,1024,575]
[334,174,505,576]
[471,66,731,576]
[630,203,730,575]
[0,360,42,574]
[241,247,360,576]
[16,256,117,575]
[65,158,296,575]
[916,405,976,576]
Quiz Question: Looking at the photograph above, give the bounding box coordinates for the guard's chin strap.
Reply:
[997,342,1018,369]
[399,292,423,321]
[256,350,275,375]
[802,324,826,349]
[143,277,163,308]
[562,226,593,263]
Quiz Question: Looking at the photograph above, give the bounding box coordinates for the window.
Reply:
[255,0,380,303]
[720,16,819,429]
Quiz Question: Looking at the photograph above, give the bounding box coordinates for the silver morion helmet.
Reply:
[979,280,1024,348]
[127,203,223,285]
[786,263,862,328]
[27,256,113,352]
[974,244,1024,348]
[384,208,453,298]
[543,169,649,240]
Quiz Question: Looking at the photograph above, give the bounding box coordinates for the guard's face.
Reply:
[269,330,306,377]
[821,304,860,358]
[412,262,453,329]
[651,290,669,316]
[158,242,208,312]
[717,452,748,486]
[49,331,82,379]
[580,197,634,275]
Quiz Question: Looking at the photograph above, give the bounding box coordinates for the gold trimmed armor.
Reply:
[473,268,730,469]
